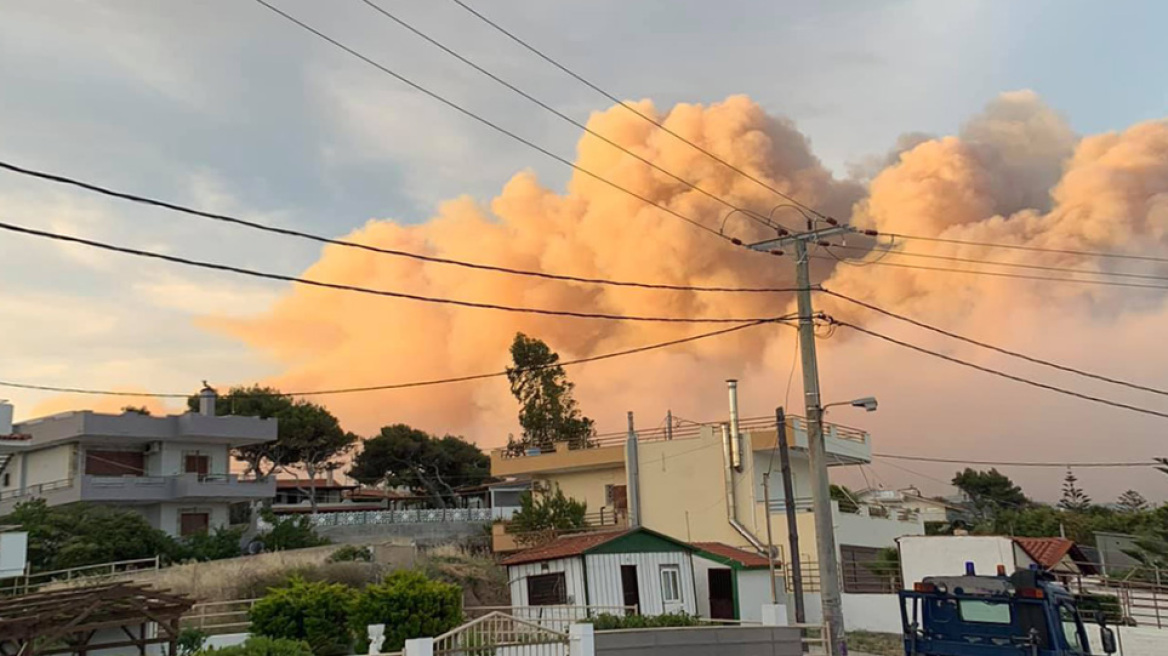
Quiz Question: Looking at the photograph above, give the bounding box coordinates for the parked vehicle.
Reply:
[898,563,1117,655]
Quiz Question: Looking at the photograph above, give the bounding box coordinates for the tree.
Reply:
[249,578,356,656]
[348,571,462,653]
[121,406,151,415]
[830,484,859,513]
[1059,468,1092,512]
[505,333,595,451]
[952,468,1029,518]
[348,424,489,508]
[188,386,356,513]
[509,487,587,545]
[1117,490,1149,513]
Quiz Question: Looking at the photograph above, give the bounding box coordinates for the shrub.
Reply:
[258,513,331,551]
[181,526,245,562]
[327,545,373,563]
[586,612,702,631]
[249,577,357,656]
[197,636,314,656]
[178,628,208,656]
[349,570,463,652]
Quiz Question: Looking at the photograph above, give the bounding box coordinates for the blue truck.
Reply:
[898,564,1118,655]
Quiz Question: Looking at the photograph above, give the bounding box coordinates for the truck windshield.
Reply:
[958,600,1012,624]
[1058,604,1086,653]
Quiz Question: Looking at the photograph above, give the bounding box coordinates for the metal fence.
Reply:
[260,507,498,529]
[182,598,258,634]
[0,556,160,595]
[466,606,636,633]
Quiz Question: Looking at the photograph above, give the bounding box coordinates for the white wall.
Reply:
[0,453,20,493]
[508,557,588,607]
[158,441,230,476]
[584,552,696,615]
[899,536,1018,589]
[0,531,28,579]
[154,503,231,537]
[24,444,73,486]
[692,555,723,618]
[841,593,903,633]
[736,570,774,623]
[1088,624,1166,656]
[836,507,924,552]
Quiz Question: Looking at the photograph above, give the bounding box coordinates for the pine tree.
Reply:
[506,333,595,451]
[1059,468,1092,512]
[1116,489,1149,513]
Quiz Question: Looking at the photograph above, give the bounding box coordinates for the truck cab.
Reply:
[898,565,1117,655]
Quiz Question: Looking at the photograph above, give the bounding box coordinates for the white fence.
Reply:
[261,507,514,529]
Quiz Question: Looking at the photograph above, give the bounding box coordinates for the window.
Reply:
[184,453,210,477]
[85,450,144,476]
[1,473,9,487]
[841,544,901,594]
[1059,604,1085,653]
[959,600,1012,624]
[659,565,682,603]
[526,573,567,606]
[179,512,210,537]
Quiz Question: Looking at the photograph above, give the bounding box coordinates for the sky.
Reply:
[3,0,1168,503]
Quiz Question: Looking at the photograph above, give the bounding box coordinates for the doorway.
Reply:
[708,569,735,619]
[620,565,640,613]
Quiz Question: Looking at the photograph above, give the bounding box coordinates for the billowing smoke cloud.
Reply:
[209,92,1168,500]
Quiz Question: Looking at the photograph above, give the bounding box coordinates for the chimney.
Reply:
[198,383,217,416]
[625,411,641,528]
[726,379,743,470]
[0,401,12,435]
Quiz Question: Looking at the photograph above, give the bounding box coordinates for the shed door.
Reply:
[620,565,640,613]
[708,568,735,619]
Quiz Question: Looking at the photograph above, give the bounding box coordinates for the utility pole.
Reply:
[749,224,851,655]
[762,472,780,605]
[776,406,805,624]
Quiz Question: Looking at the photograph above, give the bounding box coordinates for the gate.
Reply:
[426,612,570,656]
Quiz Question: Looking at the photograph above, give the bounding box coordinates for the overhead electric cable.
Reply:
[0,219,784,324]
[873,453,1154,468]
[357,0,776,231]
[251,0,730,241]
[0,160,796,295]
[822,289,1168,398]
[0,317,789,398]
[883,232,1168,265]
[446,0,830,223]
[830,318,1168,420]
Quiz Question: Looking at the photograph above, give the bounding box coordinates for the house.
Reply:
[272,478,361,509]
[900,535,1098,590]
[490,387,924,626]
[855,486,970,526]
[0,392,276,537]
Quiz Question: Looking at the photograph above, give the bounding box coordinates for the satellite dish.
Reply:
[246,539,265,555]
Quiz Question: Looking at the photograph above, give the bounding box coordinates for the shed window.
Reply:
[526,572,567,606]
[659,565,682,603]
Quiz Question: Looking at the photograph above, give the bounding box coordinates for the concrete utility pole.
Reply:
[749,224,851,655]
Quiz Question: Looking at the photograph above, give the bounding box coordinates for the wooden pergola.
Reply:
[0,582,193,656]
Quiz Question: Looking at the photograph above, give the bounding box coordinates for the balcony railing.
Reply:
[259,506,511,529]
[494,414,867,459]
[0,478,73,502]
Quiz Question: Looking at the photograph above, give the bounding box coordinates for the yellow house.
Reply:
[490,407,924,630]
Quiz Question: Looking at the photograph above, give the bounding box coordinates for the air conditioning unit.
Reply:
[143,442,162,456]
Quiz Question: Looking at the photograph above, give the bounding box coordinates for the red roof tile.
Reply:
[691,542,771,568]
[1014,537,1075,569]
[501,530,632,566]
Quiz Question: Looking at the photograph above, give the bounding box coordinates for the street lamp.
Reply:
[822,396,878,413]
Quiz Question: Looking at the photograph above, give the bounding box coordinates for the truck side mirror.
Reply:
[1100,626,1117,654]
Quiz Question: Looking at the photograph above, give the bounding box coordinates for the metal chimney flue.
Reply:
[198,382,217,416]
[726,379,743,470]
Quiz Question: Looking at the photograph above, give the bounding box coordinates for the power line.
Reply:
[357,0,776,232]
[0,219,786,324]
[885,232,1168,265]
[0,317,790,399]
[828,242,1168,283]
[446,0,830,224]
[829,318,1168,420]
[0,160,794,295]
[251,0,731,242]
[873,453,1154,468]
[813,253,1168,291]
[822,288,1168,398]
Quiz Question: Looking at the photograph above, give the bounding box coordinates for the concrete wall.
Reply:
[692,555,724,618]
[836,506,924,551]
[841,593,902,633]
[24,444,73,486]
[157,441,230,476]
[585,552,696,615]
[1087,624,1165,656]
[538,467,626,518]
[735,570,774,624]
[509,557,588,607]
[594,626,802,656]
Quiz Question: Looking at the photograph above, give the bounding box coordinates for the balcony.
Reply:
[490,414,871,477]
[80,473,275,503]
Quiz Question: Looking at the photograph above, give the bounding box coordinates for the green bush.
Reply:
[586,612,702,630]
[349,570,463,652]
[249,578,357,656]
[178,628,208,656]
[180,526,245,562]
[197,636,314,656]
[258,513,331,551]
[327,545,373,563]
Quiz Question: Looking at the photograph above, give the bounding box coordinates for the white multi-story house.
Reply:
[0,390,276,537]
